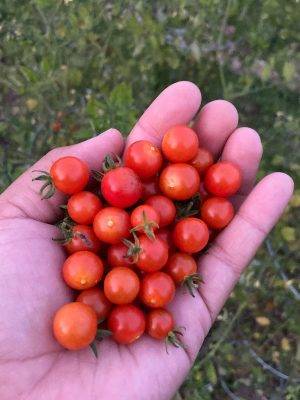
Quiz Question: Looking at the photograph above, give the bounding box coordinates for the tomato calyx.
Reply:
[90,327,112,358]
[175,193,200,219]
[183,273,203,297]
[122,234,141,263]
[131,211,159,240]
[32,170,55,199]
[165,326,186,353]
[92,154,122,182]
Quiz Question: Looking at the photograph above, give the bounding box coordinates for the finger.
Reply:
[0,129,124,223]
[198,172,294,321]
[127,81,201,147]
[193,100,238,158]
[222,127,263,196]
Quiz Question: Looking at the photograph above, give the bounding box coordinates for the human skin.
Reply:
[0,81,294,400]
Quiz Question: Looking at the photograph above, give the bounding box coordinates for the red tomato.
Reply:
[204,161,242,197]
[140,272,175,308]
[76,288,112,320]
[141,178,160,200]
[190,147,214,174]
[146,308,174,340]
[67,191,102,225]
[201,197,234,230]
[50,156,89,195]
[172,217,209,253]
[136,235,169,272]
[64,225,101,254]
[53,302,97,350]
[124,140,163,181]
[104,267,140,304]
[108,304,145,344]
[165,252,197,284]
[107,242,133,268]
[159,163,200,201]
[131,204,160,238]
[162,126,199,162]
[146,195,176,227]
[93,207,130,244]
[62,251,104,290]
[101,167,142,208]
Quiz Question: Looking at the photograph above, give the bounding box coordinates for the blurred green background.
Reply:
[0,0,299,398]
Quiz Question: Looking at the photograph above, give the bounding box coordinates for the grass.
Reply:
[0,1,299,398]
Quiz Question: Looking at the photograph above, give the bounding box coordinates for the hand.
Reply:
[0,82,293,400]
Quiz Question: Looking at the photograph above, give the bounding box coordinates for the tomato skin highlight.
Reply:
[141,178,160,200]
[140,272,175,308]
[67,191,102,225]
[146,195,176,227]
[159,163,200,201]
[162,126,199,162]
[136,235,169,272]
[104,267,140,305]
[93,207,130,244]
[53,302,97,350]
[76,287,112,320]
[200,197,234,229]
[124,140,163,181]
[165,253,197,285]
[50,156,89,195]
[172,218,209,253]
[190,147,214,174]
[101,167,142,208]
[62,251,104,290]
[64,225,101,254]
[131,205,160,231]
[108,304,146,344]
[146,308,174,340]
[107,242,133,268]
[204,161,242,197]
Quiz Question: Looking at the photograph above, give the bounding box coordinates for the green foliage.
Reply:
[0,0,299,398]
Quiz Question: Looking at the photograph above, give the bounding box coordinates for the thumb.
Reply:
[0,129,124,223]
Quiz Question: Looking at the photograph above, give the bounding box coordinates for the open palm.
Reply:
[0,82,293,400]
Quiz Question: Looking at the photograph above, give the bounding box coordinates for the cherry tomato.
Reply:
[64,225,101,254]
[101,167,142,208]
[124,140,163,181]
[146,195,176,227]
[140,272,175,308]
[141,178,160,200]
[107,242,133,268]
[165,252,197,284]
[108,304,145,344]
[93,207,130,244]
[136,235,169,272]
[204,161,242,197]
[131,204,160,237]
[50,156,89,195]
[146,308,174,340]
[104,267,140,304]
[76,287,112,320]
[159,163,200,201]
[67,191,102,225]
[62,250,104,290]
[53,302,97,350]
[201,197,234,229]
[172,217,209,253]
[162,125,199,162]
[190,147,214,174]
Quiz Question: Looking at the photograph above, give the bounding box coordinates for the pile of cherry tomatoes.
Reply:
[34,125,241,356]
